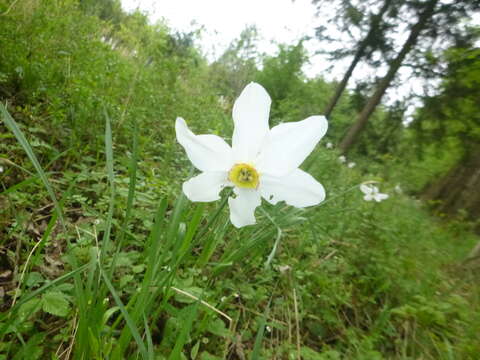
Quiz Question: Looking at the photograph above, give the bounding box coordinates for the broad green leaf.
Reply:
[206,318,230,338]
[41,291,70,317]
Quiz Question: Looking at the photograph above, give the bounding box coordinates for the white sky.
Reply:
[121,0,335,78]
[121,0,479,122]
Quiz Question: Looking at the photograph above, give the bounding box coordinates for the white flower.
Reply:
[338,155,346,163]
[347,162,356,168]
[278,264,291,273]
[360,184,389,202]
[217,95,228,109]
[395,184,402,194]
[176,82,327,228]
[326,142,333,149]
[0,166,3,173]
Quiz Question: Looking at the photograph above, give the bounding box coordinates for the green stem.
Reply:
[260,207,283,268]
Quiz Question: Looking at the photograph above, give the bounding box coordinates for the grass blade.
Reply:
[250,289,276,360]
[168,301,200,360]
[110,118,138,274]
[1,104,65,227]
[250,308,269,360]
[143,313,154,360]
[100,109,116,268]
[0,175,39,196]
[100,269,148,359]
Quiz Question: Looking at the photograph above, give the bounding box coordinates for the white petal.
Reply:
[228,188,261,228]
[183,172,229,202]
[375,193,389,202]
[364,194,374,201]
[257,116,328,177]
[360,184,373,195]
[232,83,271,162]
[175,117,233,172]
[260,169,325,207]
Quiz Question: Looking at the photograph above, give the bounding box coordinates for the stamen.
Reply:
[228,163,259,189]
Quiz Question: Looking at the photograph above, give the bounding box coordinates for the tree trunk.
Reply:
[339,0,438,154]
[323,0,393,119]
[422,144,480,223]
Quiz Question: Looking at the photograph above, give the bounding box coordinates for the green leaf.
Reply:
[207,318,230,338]
[13,333,45,360]
[18,298,42,322]
[25,272,45,287]
[120,274,134,288]
[132,264,145,273]
[190,341,200,359]
[41,291,70,317]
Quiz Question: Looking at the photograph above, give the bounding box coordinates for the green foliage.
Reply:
[209,26,260,98]
[414,45,480,151]
[393,38,480,193]
[255,42,307,111]
[0,1,479,359]
[41,291,71,317]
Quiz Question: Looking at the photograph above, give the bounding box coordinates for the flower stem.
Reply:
[261,207,283,268]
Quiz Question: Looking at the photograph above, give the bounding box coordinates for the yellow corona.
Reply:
[228,163,259,189]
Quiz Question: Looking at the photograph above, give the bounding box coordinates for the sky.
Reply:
[120,0,479,121]
[120,0,336,78]
[120,0,317,52]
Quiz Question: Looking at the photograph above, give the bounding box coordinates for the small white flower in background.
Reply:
[278,264,291,273]
[326,142,333,149]
[347,162,356,168]
[338,155,346,163]
[217,95,228,109]
[176,82,327,228]
[360,183,389,202]
[395,184,403,194]
[266,325,272,333]
[0,166,4,173]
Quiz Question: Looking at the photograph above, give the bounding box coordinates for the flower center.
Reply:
[228,163,259,189]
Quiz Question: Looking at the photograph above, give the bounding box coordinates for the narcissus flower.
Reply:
[360,183,389,202]
[176,82,327,228]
